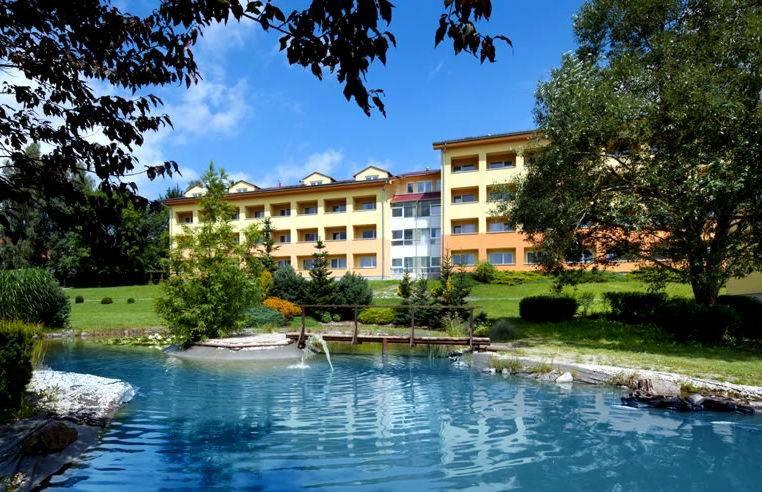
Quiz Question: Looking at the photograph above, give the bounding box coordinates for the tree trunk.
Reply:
[690,277,720,306]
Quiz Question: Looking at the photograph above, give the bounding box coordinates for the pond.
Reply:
[43,343,761,491]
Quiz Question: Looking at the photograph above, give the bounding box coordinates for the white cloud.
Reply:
[257,149,344,187]
[166,78,250,137]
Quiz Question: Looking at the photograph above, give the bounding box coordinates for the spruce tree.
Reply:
[394,270,413,325]
[306,239,335,318]
[258,217,279,273]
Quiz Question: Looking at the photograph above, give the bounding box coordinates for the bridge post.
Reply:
[468,307,474,350]
[352,305,359,345]
[410,306,415,347]
[298,306,306,349]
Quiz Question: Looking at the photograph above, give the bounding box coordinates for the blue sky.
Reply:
[130,0,584,198]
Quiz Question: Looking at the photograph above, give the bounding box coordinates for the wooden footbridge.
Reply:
[288,304,491,351]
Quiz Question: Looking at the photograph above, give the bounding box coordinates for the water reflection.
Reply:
[43,343,762,491]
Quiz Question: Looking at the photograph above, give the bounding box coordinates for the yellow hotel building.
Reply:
[165,130,597,279]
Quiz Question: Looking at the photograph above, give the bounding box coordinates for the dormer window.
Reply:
[364,175,379,180]
[310,180,321,186]
[236,188,247,193]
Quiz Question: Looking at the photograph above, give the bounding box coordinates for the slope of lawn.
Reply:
[66,284,163,331]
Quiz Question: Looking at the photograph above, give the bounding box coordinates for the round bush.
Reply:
[473,261,496,283]
[333,272,373,318]
[74,295,85,304]
[127,298,136,304]
[101,297,114,305]
[718,295,762,340]
[0,321,37,417]
[320,312,332,323]
[490,318,518,340]
[357,307,395,325]
[657,299,739,344]
[244,306,285,328]
[604,292,666,322]
[519,296,578,322]
[0,268,70,328]
[263,297,301,320]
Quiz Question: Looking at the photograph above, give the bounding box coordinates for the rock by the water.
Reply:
[502,368,510,375]
[28,370,134,425]
[686,393,705,406]
[556,372,573,383]
[702,396,754,415]
[21,420,77,455]
[622,392,754,415]
[636,377,681,397]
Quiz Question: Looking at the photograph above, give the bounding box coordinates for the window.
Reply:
[331,231,347,241]
[452,253,476,266]
[358,201,376,210]
[253,210,264,218]
[361,229,376,239]
[431,202,441,216]
[452,193,476,204]
[487,160,514,170]
[359,255,376,268]
[231,233,240,244]
[431,257,441,268]
[488,221,513,232]
[277,259,291,267]
[192,192,203,197]
[236,187,249,193]
[392,258,402,267]
[392,206,403,217]
[278,234,291,243]
[430,228,441,243]
[178,212,193,224]
[566,250,595,264]
[452,223,477,235]
[525,250,544,265]
[301,206,317,215]
[302,259,315,270]
[231,210,240,220]
[488,191,513,202]
[279,208,291,217]
[419,201,430,217]
[392,229,414,246]
[330,257,347,269]
[489,251,515,265]
[303,232,318,242]
[309,180,321,186]
[364,175,379,180]
[331,204,346,213]
[453,163,477,173]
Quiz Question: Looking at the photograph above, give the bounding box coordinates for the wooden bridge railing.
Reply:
[295,304,476,350]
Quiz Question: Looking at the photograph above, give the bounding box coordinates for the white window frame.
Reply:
[359,255,377,268]
[489,251,515,265]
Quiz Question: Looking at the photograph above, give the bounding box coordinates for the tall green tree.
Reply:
[306,239,335,317]
[258,217,279,273]
[501,0,761,305]
[156,163,260,346]
[394,270,414,325]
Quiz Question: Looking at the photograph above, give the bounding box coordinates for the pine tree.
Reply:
[394,270,413,325]
[410,278,436,327]
[258,217,278,273]
[306,239,335,317]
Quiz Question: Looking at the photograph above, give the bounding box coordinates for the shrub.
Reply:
[74,295,85,304]
[657,299,739,344]
[101,297,113,304]
[492,271,545,285]
[442,313,465,337]
[490,318,518,340]
[332,313,341,322]
[320,312,332,323]
[243,306,285,328]
[0,321,37,418]
[357,307,395,325]
[519,296,578,322]
[127,298,136,304]
[604,292,667,323]
[263,297,301,321]
[473,261,496,283]
[269,265,307,304]
[718,295,762,340]
[333,272,373,318]
[576,291,596,316]
[0,269,70,328]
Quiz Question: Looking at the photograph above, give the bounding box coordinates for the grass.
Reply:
[66,284,162,331]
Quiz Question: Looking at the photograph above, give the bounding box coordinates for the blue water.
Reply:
[43,343,762,491]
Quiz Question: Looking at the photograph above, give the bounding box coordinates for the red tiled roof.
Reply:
[390,191,441,203]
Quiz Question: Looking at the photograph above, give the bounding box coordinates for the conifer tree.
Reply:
[394,270,413,325]
[258,217,278,273]
[306,239,335,318]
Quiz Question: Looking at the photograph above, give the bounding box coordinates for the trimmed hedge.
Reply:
[490,318,518,340]
[492,271,545,286]
[263,297,301,321]
[657,299,739,344]
[244,306,285,328]
[101,297,113,305]
[519,296,578,322]
[127,298,136,304]
[718,295,762,340]
[0,269,70,328]
[604,292,667,322]
[74,295,85,304]
[358,307,395,325]
[0,321,37,417]
[473,261,496,283]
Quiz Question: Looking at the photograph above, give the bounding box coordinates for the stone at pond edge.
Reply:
[556,372,573,383]
[621,392,754,415]
[636,378,681,397]
[21,421,78,455]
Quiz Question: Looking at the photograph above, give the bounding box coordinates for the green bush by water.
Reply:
[0,321,37,419]
[490,318,518,341]
[0,268,70,328]
[358,307,395,325]
[244,306,285,328]
[519,296,578,322]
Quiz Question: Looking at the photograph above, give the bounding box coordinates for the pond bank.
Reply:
[0,371,134,491]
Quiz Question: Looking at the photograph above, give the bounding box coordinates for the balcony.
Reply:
[451,219,478,235]
[353,225,377,240]
[273,229,291,244]
[451,187,479,204]
[245,205,265,219]
[270,202,291,217]
[297,228,319,243]
[486,152,516,170]
[325,226,347,242]
[298,200,318,216]
[451,155,479,173]
[353,195,377,211]
[324,198,347,214]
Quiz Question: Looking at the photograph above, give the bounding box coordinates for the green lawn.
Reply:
[66,284,163,331]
